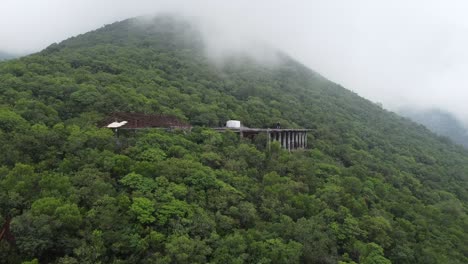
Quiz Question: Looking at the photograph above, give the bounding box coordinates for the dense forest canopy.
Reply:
[0,15,467,264]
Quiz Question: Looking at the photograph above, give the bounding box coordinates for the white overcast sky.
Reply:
[1,0,468,123]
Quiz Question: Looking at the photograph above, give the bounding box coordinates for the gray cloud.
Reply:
[2,0,468,124]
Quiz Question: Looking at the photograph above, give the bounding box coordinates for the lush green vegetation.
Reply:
[0,16,467,263]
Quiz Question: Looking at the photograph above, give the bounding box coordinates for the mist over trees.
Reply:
[0,16,467,264]
[400,107,468,148]
[0,51,19,61]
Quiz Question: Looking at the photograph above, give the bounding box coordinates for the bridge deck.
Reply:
[213,127,311,132]
[214,127,311,151]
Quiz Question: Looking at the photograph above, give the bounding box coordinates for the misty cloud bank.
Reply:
[2,0,468,125]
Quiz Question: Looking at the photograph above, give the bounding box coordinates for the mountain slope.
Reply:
[399,107,468,148]
[0,16,467,263]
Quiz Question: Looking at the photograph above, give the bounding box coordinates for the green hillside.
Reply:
[0,16,467,264]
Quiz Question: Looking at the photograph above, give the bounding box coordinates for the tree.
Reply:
[130,197,155,224]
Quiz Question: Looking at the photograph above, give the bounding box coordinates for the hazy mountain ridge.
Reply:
[0,16,466,263]
[400,108,468,148]
[0,51,17,61]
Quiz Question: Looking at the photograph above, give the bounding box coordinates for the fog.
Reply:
[2,0,468,125]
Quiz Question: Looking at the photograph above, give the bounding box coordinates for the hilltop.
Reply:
[0,16,467,264]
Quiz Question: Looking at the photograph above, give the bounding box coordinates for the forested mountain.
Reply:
[399,107,468,148]
[0,16,467,264]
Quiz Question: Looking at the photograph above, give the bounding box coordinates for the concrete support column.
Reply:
[299,132,302,148]
[267,130,271,151]
[291,132,294,150]
[295,133,299,149]
[305,132,308,148]
[301,132,305,148]
[300,132,304,148]
[292,132,295,150]
[279,132,282,146]
[304,132,307,149]
[282,132,287,149]
[293,132,297,150]
[293,132,295,150]
[283,132,287,150]
[294,132,297,149]
[285,132,289,150]
[299,132,303,148]
[304,132,306,148]
[284,132,287,150]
